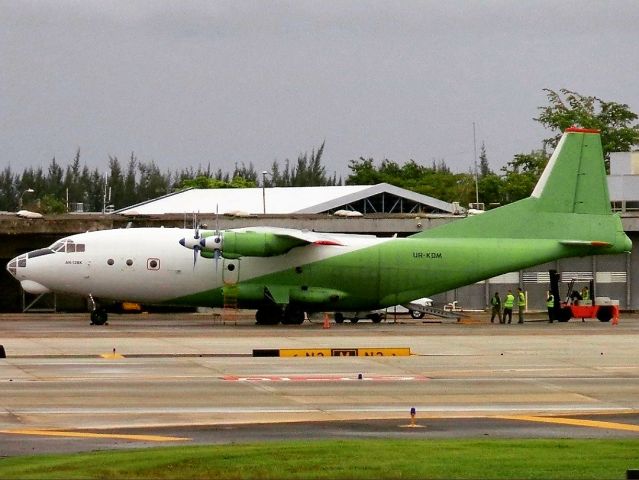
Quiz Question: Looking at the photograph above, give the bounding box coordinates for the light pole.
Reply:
[261,171,270,214]
[18,188,34,210]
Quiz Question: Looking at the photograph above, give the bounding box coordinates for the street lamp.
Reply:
[18,188,34,210]
[261,171,270,214]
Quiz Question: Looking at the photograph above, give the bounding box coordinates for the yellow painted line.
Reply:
[497,415,639,433]
[0,429,190,442]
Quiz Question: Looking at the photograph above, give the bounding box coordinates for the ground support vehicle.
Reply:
[549,270,619,323]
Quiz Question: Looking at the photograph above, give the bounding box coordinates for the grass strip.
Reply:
[1,439,638,479]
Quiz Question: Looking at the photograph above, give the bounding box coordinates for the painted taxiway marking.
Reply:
[0,429,190,442]
[498,415,639,433]
[221,374,430,382]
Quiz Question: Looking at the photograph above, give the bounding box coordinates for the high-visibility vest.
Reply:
[518,292,526,307]
[504,294,515,308]
[582,289,590,300]
[546,294,554,308]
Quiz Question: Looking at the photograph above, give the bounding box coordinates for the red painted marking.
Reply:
[591,241,611,247]
[221,374,429,382]
[565,127,600,134]
[313,240,342,246]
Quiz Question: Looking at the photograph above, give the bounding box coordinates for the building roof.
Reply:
[115,183,458,215]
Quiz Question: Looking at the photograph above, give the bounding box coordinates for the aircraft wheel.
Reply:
[255,307,282,325]
[90,309,108,326]
[409,310,425,319]
[282,306,305,325]
[334,313,345,324]
[596,306,613,322]
[557,306,572,322]
[349,317,359,324]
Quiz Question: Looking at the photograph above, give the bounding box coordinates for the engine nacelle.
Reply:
[200,231,306,258]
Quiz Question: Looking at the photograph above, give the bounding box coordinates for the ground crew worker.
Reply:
[490,292,502,324]
[517,287,526,324]
[546,291,555,323]
[581,286,590,302]
[503,290,515,324]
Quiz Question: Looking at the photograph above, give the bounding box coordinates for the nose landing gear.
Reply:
[88,294,108,326]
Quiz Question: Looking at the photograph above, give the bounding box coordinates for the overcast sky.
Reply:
[2,1,638,180]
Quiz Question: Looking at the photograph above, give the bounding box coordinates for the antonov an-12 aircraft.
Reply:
[7,128,633,325]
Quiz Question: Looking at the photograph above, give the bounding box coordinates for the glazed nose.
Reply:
[6,254,26,279]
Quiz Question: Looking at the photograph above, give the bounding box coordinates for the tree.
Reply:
[478,142,491,177]
[535,88,639,170]
[500,150,550,203]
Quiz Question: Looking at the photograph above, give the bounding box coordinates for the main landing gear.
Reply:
[255,305,305,325]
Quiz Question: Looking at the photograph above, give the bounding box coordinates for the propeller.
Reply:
[178,211,202,270]
[213,204,220,271]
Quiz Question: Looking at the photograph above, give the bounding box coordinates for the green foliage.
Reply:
[536,88,639,169]
[178,175,257,189]
[37,194,67,214]
[266,142,337,187]
[500,150,550,202]
[1,439,638,479]
[1,143,334,213]
[346,157,483,206]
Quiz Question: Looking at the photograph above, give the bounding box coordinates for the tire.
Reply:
[334,312,345,324]
[90,309,108,326]
[256,307,282,325]
[557,306,572,323]
[596,306,613,323]
[409,310,425,319]
[349,317,359,324]
[370,313,383,323]
[282,306,305,325]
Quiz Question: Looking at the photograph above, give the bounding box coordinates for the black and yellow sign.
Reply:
[253,347,411,357]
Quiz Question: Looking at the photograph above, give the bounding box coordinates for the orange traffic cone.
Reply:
[323,313,330,329]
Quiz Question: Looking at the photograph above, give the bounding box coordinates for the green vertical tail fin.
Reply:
[531,127,611,215]
[413,128,631,254]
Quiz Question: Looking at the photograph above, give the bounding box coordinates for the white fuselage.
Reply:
[7,227,386,306]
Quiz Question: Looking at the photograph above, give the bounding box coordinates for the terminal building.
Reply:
[1,173,637,314]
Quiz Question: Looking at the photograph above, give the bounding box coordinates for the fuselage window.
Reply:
[107,259,114,266]
[67,243,76,253]
[76,244,85,252]
[126,259,133,266]
[147,258,160,270]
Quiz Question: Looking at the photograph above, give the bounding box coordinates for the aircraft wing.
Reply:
[230,226,344,246]
[183,226,345,259]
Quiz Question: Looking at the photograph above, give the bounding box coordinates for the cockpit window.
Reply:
[51,242,66,252]
[48,240,85,253]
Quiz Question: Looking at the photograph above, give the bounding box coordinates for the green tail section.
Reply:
[412,128,631,255]
[532,127,611,215]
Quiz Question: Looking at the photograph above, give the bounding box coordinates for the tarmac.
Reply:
[1,310,638,455]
